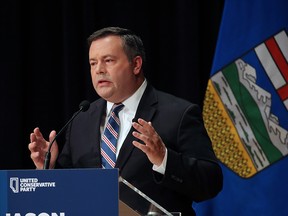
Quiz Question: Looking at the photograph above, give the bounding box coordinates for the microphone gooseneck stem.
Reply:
[43,107,84,170]
[43,152,51,169]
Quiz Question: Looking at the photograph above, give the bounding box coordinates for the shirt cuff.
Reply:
[152,148,168,175]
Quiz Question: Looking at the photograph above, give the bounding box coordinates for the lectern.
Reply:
[0,169,181,216]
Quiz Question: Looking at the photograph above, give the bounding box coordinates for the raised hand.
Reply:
[132,118,166,166]
[28,127,59,169]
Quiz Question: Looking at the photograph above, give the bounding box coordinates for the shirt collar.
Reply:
[106,79,147,115]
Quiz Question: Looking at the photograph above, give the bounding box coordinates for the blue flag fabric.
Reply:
[194,0,288,215]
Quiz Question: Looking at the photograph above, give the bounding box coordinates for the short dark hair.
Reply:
[87,27,146,65]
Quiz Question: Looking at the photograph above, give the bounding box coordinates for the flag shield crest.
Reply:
[203,30,288,178]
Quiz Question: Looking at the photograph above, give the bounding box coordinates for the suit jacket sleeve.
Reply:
[153,104,223,202]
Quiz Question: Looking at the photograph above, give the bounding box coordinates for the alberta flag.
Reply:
[194,0,288,215]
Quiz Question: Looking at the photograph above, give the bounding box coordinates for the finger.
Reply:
[30,151,46,168]
[132,140,149,153]
[28,139,41,152]
[134,120,161,141]
[29,132,46,151]
[137,118,156,134]
[30,132,36,143]
[49,130,57,144]
[33,127,41,136]
[30,151,40,160]
[49,130,59,157]
[132,130,152,146]
[29,142,45,155]
[28,141,38,152]
[132,127,158,146]
[132,120,153,136]
[34,128,48,143]
[30,128,42,146]
[30,149,46,163]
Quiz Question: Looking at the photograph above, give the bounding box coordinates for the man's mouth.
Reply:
[98,79,111,85]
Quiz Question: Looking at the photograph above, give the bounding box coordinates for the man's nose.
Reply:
[94,62,106,74]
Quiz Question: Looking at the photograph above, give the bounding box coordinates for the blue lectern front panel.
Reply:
[0,168,119,216]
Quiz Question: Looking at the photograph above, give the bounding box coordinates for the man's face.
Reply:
[89,35,141,103]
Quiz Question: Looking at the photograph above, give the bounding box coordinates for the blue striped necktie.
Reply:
[101,103,124,169]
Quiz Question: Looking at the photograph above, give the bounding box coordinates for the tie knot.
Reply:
[111,103,124,115]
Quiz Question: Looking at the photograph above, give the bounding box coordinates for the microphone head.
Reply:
[79,100,90,112]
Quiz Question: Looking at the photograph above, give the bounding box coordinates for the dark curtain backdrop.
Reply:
[0,0,223,169]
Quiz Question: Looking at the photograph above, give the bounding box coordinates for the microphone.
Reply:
[43,100,90,169]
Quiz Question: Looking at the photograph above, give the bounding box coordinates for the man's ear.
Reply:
[133,56,143,75]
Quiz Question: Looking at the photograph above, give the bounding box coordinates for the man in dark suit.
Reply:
[29,27,223,215]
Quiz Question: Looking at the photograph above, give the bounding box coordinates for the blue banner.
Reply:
[195,0,288,215]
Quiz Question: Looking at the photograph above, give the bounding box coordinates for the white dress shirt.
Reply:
[102,79,167,174]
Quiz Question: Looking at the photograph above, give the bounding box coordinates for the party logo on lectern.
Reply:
[10,177,19,193]
[9,177,56,193]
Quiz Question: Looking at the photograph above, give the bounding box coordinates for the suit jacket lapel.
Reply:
[116,84,157,170]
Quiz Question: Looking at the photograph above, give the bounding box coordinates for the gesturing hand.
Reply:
[132,118,166,166]
[28,127,59,169]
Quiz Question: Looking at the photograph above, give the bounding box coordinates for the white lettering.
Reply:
[5,213,65,216]
[23,182,54,188]
[5,214,22,216]
[19,178,38,183]
[20,187,36,192]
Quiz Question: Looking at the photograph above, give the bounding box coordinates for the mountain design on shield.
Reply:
[203,30,288,178]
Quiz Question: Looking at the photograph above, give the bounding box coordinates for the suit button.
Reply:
[171,175,183,183]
